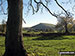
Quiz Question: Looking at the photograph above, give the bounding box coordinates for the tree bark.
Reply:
[3,0,28,56]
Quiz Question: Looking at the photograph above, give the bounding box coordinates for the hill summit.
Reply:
[31,23,55,31]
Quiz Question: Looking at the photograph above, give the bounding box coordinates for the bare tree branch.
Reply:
[22,18,26,24]
[72,5,75,12]
[34,0,57,17]
[29,0,35,14]
[54,0,69,17]
[0,0,7,15]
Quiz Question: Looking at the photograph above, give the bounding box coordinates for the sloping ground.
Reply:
[31,23,55,30]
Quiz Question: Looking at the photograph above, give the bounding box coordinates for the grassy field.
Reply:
[0,35,75,56]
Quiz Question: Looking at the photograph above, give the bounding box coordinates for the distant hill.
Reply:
[30,23,55,32]
[23,27,30,30]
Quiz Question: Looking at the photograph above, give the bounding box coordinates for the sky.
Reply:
[0,0,75,27]
[23,0,58,27]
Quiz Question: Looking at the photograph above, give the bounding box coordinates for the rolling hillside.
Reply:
[31,23,55,31]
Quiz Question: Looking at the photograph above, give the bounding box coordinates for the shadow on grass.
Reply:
[32,33,75,40]
[33,35,64,40]
[32,35,75,40]
[0,45,4,47]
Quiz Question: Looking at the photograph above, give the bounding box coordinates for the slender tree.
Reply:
[1,19,6,33]
[3,0,28,56]
[56,16,73,33]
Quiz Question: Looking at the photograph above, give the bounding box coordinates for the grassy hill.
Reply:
[22,23,56,33]
[0,35,75,56]
[31,23,55,32]
[31,23,55,29]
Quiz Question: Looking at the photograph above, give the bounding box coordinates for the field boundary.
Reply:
[0,33,75,37]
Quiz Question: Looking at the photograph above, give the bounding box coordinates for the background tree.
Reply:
[56,16,73,33]
[1,19,6,33]
[69,20,75,32]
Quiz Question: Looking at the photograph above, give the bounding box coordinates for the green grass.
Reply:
[0,35,75,56]
[0,36,5,56]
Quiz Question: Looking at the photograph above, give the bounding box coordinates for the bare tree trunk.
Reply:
[64,22,69,33]
[3,0,28,56]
